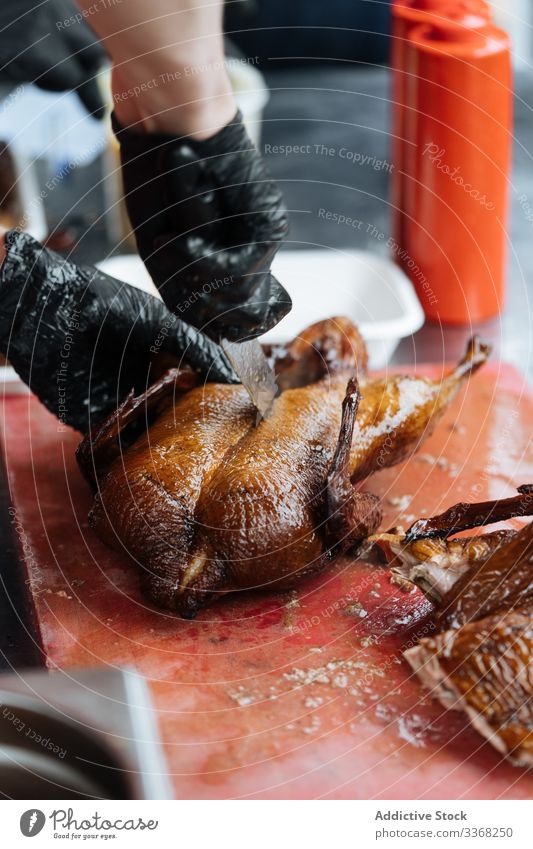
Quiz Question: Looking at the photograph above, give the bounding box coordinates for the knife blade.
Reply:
[220,338,278,422]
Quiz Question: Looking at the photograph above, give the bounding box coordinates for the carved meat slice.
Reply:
[373,530,515,603]
[436,521,533,631]
[405,607,533,768]
[78,319,489,617]
[405,485,533,541]
[371,488,533,606]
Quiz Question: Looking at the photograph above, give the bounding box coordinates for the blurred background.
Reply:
[0,0,531,372]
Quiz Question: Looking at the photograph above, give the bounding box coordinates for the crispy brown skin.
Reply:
[405,607,533,768]
[406,485,533,541]
[78,319,489,617]
[350,336,490,482]
[399,493,533,767]
[436,521,533,631]
[372,530,516,603]
[372,487,533,608]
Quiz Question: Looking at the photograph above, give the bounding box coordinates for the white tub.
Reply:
[97,249,424,370]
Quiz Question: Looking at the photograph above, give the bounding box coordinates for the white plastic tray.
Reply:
[0,250,423,396]
[98,250,424,369]
[270,250,424,368]
[0,365,30,395]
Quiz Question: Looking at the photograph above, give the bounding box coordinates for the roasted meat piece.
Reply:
[393,491,533,766]
[436,521,533,631]
[372,487,533,606]
[405,485,533,541]
[373,530,516,603]
[405,607,533,768]
[349,336,489,482]
[78,319,489,617]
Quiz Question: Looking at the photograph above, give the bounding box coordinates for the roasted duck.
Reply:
[405,607,533,768]
[374,529,517,603]
[77,318,489,617]
[405,485,533,541]
[435,520,533,632]
[376,491,533,767]
[373,488,533,623]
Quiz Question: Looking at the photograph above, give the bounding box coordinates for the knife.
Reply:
[220,338,278,422]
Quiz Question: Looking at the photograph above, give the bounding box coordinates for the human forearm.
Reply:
[75,0,235,135]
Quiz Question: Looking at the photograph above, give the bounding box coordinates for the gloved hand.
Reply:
[0,231,236,433]
[113,110,292,342]
[0,0,106,119]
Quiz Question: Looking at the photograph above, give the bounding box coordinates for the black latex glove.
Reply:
[113,110,292,342]
[0,231,236,433]
[0,0,106,119]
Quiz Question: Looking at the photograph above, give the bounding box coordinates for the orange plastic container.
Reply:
[400,21,512,324]
[390,1,492,247]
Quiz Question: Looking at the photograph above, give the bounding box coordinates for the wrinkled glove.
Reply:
[0,231,236,433]
[0,0,106,119]
[113,110,291,342]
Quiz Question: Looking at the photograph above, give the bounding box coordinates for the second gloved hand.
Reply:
[113,110,292,342]
[0,231,236,433]
[0,0,106,118]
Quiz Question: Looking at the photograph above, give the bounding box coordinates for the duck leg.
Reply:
[350,336,491,482]
[435,520,533,631]
[370,487,533,604]
[370,484,533,607]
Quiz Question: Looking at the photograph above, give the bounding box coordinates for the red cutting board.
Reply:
[1,362,533,800]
